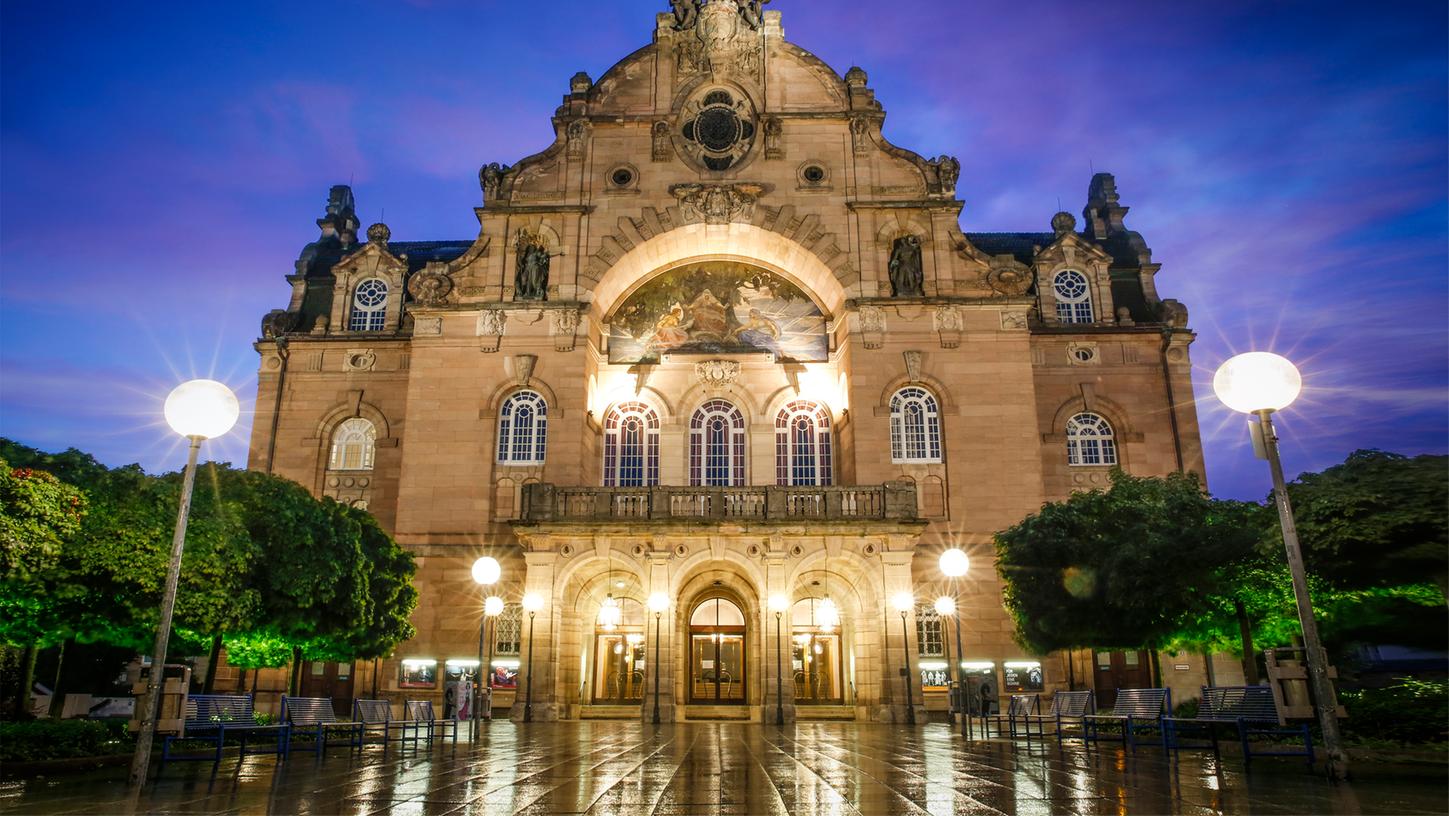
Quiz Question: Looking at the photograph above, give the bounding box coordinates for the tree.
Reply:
[994,470,1261,661]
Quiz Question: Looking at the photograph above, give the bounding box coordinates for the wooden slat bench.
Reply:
[281,696,364,755]
[1083,687,1171,752]
[354,699,423,751]
[161,694,289,769]
[406,700,459,746]
[1165,685,1314,766]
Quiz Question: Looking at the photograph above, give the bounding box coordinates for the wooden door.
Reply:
[1093,650,1152,708]
[300,661,355,716]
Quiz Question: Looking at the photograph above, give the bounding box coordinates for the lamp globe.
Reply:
[939,548,970,578]
[471,557,501,586]
[934,596,956,617]
[1213,352,1302,414]
[522,593,545,614]
[164,379,240,439]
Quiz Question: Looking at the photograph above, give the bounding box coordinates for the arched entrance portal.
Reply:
[688,596,747,704]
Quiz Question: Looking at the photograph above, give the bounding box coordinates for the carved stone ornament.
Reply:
[343,349,377,372]
[984,260,1034,296]
[859,305,885,349]
[549,308,580,351]
[366,222,391,246]
[670,183,765,225]
[479,162,511,203]
[477,310,506,353]
[1051,211,1077,237]
[566,120,591,159]
[931,155,960,195]
[652,121,672,162]
[513,354,538,385]
[888,235,925,297]
[407,262,454,306]
[695,359,741,388]
[1000,310,1029,331]
[679,88,757,171]
[261,309,298,340]
[903,350,923,382]
[413,316,443,337]
[514,232,550,301]
[1116,305,1135,327]
[1158,298,1189,328]
[850,116,872,156]
[933,306,962,349]
[763,116,783,160]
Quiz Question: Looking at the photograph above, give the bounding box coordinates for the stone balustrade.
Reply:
[519,482,918,522]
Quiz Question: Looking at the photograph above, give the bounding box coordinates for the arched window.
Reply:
[1066,412,1118,466]
[689,400,746,486]
[603,402,660,487]
[349,278,389,332]
[775,400,832,486]
[1053,270,1094,324]
[329,418,376,471]
[497,390,548,465]
[890,387,942,463]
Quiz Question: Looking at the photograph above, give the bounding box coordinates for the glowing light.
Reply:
[401,658,436,666]
[613,643,624,655]
[626,634,644,645]
[939,548,970,578]
[891,592,914,613]
[1003,660,1042,669]
[1213,352,1302,414]
[599,595,621,630]
[919,661,948,671]
[816,597,839,630]
[471,557,501,586]
[522,593,545,613]
[484,596,505,617]
[961,661,994,671]
[933,596,956,617]
[163,379,239,439]
[648,592,670,614]
[446,659,481,668]
[768,594,789,613]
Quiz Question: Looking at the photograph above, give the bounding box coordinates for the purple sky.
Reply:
[1,0,1444,499]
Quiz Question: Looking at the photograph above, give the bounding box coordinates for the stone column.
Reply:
[641,551,678,722]
[879,550,924,723]
[761,556,796,723]
[512,550,560,721]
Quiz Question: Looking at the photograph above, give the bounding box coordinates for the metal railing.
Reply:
[519,483,917,522]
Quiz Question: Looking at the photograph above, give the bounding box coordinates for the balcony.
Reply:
[518,482,918,523]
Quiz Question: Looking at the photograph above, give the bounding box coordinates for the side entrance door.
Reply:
[1093,650,1152,708]
[300,661,355,716]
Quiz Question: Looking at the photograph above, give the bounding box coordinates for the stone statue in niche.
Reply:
[670,0,698,30]
[515,234,550,301]
[737,0,771,28]
[888,235,924,297]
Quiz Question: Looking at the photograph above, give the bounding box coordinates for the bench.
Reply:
[1083,687,1171,752]
[161,694,290,768]
[406,699,459,745]
[281,696,364,755]
[1165,686,1314,765]
[1016,690,1095,743]
[354,699,423,751]
[981,693,1038,738]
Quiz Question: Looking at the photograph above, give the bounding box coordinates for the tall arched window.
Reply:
[775,400,832,486]
[1053,270,1094,324]
[890,387,942,463]
[689,400,746,486]
[349,278,389,331]
[497,390,548,465]
[329,418,376,470]
[603,402,660,487]
[1066,412,1118,466]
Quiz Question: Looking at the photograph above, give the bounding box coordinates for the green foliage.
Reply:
[221,633,293,669]
[994,470,1261,653]
[0,718,132,762]
[1340,678,1449,744]
[0,458,85,582]
[1282,450,1448,593]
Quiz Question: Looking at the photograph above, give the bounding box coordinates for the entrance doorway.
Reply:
[300,661,354,716]
[1094,650,1152,707]
[689,597,746,704]
[592,596,646,704]
[790,598,843,704]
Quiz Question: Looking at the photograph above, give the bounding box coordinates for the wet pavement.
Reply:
[1,721,1443,815]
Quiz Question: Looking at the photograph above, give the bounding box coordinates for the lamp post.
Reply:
[1213,352,1347,779]
[648,592,669,724]
[934,595,956,726]
[891,592,916,726]
[522,593,543,723]
[483,595,504,724]
[129,380,239,788]
[470,557,500,741]
[768,595,788,726]
[940,548,971,739]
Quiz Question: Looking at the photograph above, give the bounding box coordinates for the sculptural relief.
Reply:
[932,155,960,194]
[514,233,551,301]
[888,235,925,297]
[479,163,510,203]
[670,183,765,225]
[407,262,454,306]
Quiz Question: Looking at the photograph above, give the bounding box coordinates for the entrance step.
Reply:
[580,705,639,720]
[684,705,751,721]
[796,705,856,721]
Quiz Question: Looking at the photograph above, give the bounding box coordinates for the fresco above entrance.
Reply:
[607,262,828,364]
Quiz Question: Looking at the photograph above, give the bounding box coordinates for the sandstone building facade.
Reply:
[241,1,1229,721]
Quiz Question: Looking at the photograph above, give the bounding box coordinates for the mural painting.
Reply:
[607,262,828,363]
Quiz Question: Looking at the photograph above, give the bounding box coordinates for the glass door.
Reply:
[791,634,842,704]
[593,632,645,703]
[689,597,747,704]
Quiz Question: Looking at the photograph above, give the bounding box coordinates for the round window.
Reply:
[802,165,826,184]
[611,167,635,187]
[680,88,757,172]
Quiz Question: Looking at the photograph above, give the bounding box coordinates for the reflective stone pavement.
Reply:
[1,722,1444,815]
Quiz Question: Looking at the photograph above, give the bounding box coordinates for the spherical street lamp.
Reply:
[472,556,501,587]
[469,557,503,738]
[484,596,505,617]
[933,596,955,617]
[131,380,239,788]
[891,592,916,725]
[768,594,789,726]
[647,592,669,724]
[1214,352,1345,777]
[939,548,972,739]
[521,593,544,722]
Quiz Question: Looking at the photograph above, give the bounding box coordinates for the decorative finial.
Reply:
[570,72,593,94]
[367,222,391,245]
[1051,211,1077,236]
[845,66,868,88]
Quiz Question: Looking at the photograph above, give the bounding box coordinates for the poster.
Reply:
[608,262,828,363]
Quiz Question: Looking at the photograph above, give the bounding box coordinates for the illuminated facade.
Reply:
[242,2,1227,721]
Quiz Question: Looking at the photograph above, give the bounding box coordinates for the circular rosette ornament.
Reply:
[407,265,454,306]
[984,260,1033,296]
